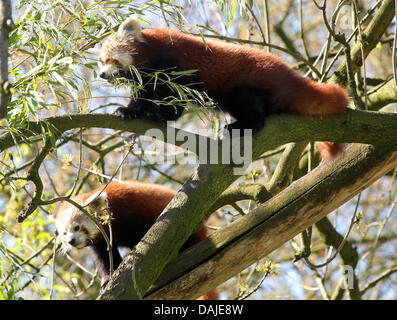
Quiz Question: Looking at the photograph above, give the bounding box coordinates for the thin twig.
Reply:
[303,193,361,269]
[352,0,368,109]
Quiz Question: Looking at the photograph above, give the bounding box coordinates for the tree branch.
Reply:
[366,79,397,111]
[315,216,361,299]
[1,109,397,154]
[0,0,12,119]
[361,265,397,295]
[330,0,395,86]
[145,143,397,299]
[97,107,397,299]
[18,138,53,222]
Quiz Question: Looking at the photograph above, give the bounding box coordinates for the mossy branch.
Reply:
[330,0,395,86]
[0,0,13,119]
[97,107,397,299]
[366,79,397,111]
[1,109,397,155]
[145,144,397,299]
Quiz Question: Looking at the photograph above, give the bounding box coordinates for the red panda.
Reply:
[98,18,348,158]
[53,180,216,299]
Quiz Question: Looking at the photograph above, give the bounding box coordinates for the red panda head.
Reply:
[53,190,108,252]
[98,17,145,80]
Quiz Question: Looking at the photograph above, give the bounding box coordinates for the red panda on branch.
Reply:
[98,17,348,160]
[53,180,217,299]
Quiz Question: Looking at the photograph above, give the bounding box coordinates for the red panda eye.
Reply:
[105,58,116,64]
[73,225,80,232]
[105,58,120,66]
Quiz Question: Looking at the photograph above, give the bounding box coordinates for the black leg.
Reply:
[116,54,195,123]
[90,240,122,290]
[115,97,184,123]
[217,86,277,134]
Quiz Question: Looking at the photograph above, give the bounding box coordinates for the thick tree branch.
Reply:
[209,183,272,212]
[97,107,397,299]
[0,114,210,153]
[209,142,309,217]
[330,0,395,86]
[1,109,396,154]
[267,142,309,194]
[145,143,397,299]
[366,79,397,111]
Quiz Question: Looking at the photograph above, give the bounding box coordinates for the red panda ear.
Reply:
[118,17,145,43]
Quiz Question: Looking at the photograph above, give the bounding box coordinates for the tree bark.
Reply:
[146,143,397,299]
[1,109,397,153]
[330,0,395,86]
[0,0,12,119]
[97,111,397,300]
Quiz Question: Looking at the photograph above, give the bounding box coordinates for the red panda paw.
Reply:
[114,103,165,122]
[114,106,138,119]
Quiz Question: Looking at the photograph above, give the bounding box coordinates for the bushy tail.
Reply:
[290,81,348,116]
[314,83,348,160]
[287,81,348,161]
[318,142,345,161]
[314,83,349,115]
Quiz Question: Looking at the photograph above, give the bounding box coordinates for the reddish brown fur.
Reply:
[101,25,348,159]
[54,180,214,299]
[318,142,345,161]
[101,180,176,224]
[129,28,348,117]
[196,290,219,300]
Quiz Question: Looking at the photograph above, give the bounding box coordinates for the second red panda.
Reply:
[53,180,216,299]
[98,17,348,158]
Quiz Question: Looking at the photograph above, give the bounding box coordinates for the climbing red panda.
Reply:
[98,17,348,158]
[53,180,215,299]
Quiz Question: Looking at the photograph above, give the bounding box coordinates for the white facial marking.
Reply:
[99,63,120,78]
[55,191,108,252]
[98,50,133,79]
[113,52,133,69]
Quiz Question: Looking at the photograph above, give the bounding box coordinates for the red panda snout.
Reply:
[98,58,126,81]
[98,51,134,79]
[56,214,98,251]
[62,223,93,249]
